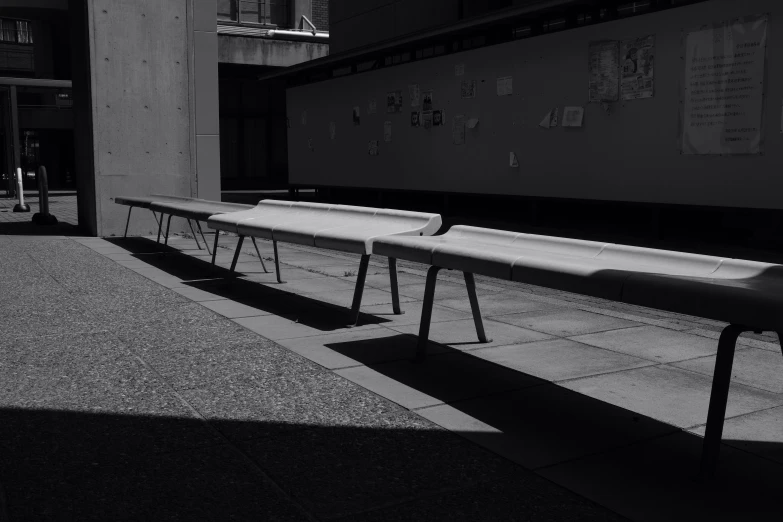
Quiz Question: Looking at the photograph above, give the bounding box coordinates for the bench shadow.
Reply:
[104,236,185,255]
[322,334,783,476]
[1,408,601,520]
[185,277,389,329]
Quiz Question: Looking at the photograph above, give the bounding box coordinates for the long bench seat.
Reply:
[115,195,269,267]
[208,200,442,324]
[372,225,783,474]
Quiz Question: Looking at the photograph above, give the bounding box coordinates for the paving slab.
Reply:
[278,329,448,369]
[673,347,783,394]
[234,314,381,341]
[538,431,783,522]
[491,309,643,337]
[439,290,564,317]
[388,318,553,351]
[200,298,275,319]
[360,301,472,327]
[570,325,720,363]
[425,384,677,469]
[238,423,524,520]
[561,364,783,428]
[690,406,783,465]
[366,350,545,404]
[472,338,656,382]
[1,444,309,522]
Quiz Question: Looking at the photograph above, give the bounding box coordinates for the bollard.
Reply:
[12,167,29,212]
[32,165,57,225]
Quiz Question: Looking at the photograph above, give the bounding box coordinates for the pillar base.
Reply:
[13,203,30,212]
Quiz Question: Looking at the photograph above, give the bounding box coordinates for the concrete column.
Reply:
[191,0,221,202]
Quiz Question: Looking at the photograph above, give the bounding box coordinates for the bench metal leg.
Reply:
[273,240,285,284]
[250,237,269,273]
[211,232,220,265]
[388,257,403,315]
[151,210,160,228]
[187,219,202,250]
[195,221,211,255]
[156,213,165,243]
[416,265,442,360]
[230,235,245,273]
[464,272,491,343]
[164,214,173,245]
[348,254,371,327]
[700,324,750,476]
[124,206,132,238]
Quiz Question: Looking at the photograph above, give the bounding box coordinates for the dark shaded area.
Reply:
[0,220,82,236]
[0,408,625,521]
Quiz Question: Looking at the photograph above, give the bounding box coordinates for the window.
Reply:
[217,0,291,27]
[0,19,33,44]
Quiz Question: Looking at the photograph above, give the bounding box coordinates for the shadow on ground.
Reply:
[0,408,625,521]
[0,221,83,236]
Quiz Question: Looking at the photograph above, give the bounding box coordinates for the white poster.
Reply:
[589,41,619,102]
[681,14,767,155]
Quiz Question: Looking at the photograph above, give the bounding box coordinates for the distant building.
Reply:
[0,0,327,236]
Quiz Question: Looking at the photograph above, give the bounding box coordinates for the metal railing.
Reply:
[217,0,291,28]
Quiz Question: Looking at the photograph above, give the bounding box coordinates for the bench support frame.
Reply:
[416,267,492,360]
[389,257,403,315]
[700,324,756,476]
[348,254,371,327]
[273,240,285,283]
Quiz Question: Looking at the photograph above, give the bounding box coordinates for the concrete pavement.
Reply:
[2,223,783,520]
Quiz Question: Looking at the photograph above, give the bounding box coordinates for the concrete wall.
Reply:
[329,0,460,54]
[218,36,328,66]
[288,0,783,210]
[71,0,220,236]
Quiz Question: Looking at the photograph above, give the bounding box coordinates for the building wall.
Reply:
[71,0,220,236]
[288,0,783,210]
[312,0,329,30]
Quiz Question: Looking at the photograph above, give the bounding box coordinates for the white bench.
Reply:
[373,225,783,474]
[207,200,442,324]
[115,195,272,270]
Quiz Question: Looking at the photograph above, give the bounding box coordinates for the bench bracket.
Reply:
[187,219,203,251]
[416,265,443,360]
[273,240,285,284]
[348,254,371,327]
[250,237,269,273]
[464,272,491,343]
[388,257,403,315]
[700,323,754,477]
[230,235,245,273]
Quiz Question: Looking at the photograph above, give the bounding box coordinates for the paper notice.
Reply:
[452,115,465,145]
[368,140,379,156]
[301,111,307,125]
[562,106,584,127]
[329,122,336,140]
[461,80,476,99]
[368,98,377,114]
[455,64,465,76]
[466,117,479,129]
[496,76,513,96]
[384,121,392,142]
[681,14,767,155]
[422,91,433,111]
[409,84,420,107]
[539,109,558,128]
[589,41,620,102]
[620,35,655,100]
[352,106,360,126]
[422,111,433,130]
[539,111,552,128]
[307,138,313,151]
[410,111,420,127]
[509,152,519,168]
[386,90,402,113]
[433,110,445,126]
